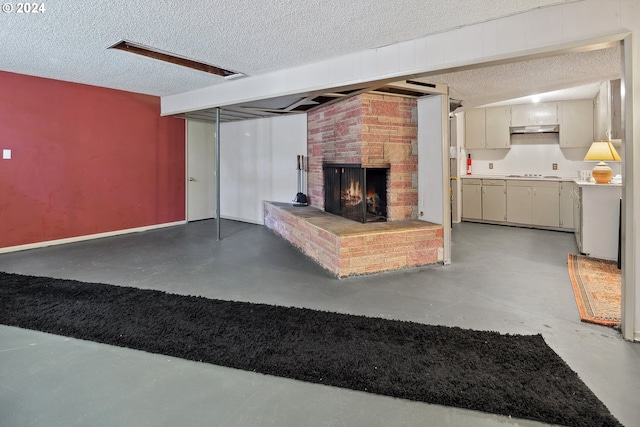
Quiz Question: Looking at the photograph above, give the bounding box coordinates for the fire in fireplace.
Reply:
[323,164,388,223]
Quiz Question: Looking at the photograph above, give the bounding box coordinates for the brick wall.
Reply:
[264,202,443,278]
[307,93,418,220]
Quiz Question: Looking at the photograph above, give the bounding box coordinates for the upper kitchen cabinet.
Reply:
[594,79,622,141]
[558,100,594,148]
[464,109,485,149]
[464,107,511,149]
[485,107,511,149]
[511,102,557,126]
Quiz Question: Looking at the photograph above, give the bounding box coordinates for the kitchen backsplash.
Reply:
[462,134,622,177]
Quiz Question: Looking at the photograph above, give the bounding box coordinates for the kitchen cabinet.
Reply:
[559,182,575,230]
[511,102,557,126]
[464,109,486,149]
[579,184,621,261]
[506,181,533,224]
[532,182,560,228]
[594,80,622,141]
[482,179,506,221]
[485,107,511,148]
[462,179,482,220]
[573,185,582,251]
[506,180,559,227]
[558,100,594,148]
[464,107,511,149]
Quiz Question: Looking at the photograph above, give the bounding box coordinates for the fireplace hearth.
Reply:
[323,164,388,223]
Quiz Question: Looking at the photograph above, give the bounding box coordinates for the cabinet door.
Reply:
[482,185,506,222]
[462,184,482,220]
[485,107,511,149]
[559,100,594,148]
[465,109,485,149]
[511,103,557,126]
[573,187,582,251]
[532,186,560,227]
[507,185,532,224]
[559,182,574,229]
[531,102,558,125]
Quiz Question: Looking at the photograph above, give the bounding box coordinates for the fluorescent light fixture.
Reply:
[531,95,540,103]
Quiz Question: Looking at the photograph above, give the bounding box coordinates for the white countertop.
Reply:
[459,174,622,186]
[574,179,622,187]
[459,174,574,182]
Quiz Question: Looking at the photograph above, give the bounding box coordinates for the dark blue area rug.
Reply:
[0,272,622,427]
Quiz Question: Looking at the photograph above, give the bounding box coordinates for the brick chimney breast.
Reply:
[307,93,418,220]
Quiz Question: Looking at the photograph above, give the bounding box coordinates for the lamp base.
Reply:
[591,162,612,184]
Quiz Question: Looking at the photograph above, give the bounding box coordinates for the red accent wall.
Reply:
[0,71,186,248]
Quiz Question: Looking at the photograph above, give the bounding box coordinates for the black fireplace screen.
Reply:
[324,164,387,223]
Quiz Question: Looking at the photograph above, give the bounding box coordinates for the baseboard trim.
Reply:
[0,221,187,254]
[221,215,263,225]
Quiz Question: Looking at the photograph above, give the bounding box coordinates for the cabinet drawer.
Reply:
[507,180,533,187]
[462,178,482,185]
[533,181,559,189]
[482,179,505,187]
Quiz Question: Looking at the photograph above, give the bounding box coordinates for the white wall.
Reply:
[418,96,444,224]
[220,114,306,224]
[466,136,622,178]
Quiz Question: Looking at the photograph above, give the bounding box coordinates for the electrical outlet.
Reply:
[489,163,493,169]
[552,163,558,170]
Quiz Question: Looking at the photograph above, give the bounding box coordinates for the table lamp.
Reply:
[584,140,621,184]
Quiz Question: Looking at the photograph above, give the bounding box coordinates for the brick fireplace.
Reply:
[264,92,444,278]
[308,93,419,220]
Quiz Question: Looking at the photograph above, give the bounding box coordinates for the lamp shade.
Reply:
[584,141,621,184]
[584,141,621,161]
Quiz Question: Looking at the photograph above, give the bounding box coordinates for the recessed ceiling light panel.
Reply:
[109,40,244,79]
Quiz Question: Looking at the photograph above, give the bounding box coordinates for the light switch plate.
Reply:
[2,149,11,160]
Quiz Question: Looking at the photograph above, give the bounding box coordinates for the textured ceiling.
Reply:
[0,0,568,98]
[418,45,621,109]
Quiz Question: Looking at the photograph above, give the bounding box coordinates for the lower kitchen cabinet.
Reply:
[463,178,570,230]
[482,179,506,221]
[573,185,582,252]
[461,179,482,220]
[506,181,532,224]
[532,182,560,228]
[505,180,560,227]
[560,182,575,230]
[579,184,622,261]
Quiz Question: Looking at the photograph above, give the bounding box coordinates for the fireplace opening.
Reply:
[324,164,388,223]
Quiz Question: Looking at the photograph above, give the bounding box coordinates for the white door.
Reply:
[187,120,217,222]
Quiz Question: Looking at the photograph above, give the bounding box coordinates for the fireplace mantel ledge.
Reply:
[263,201,444,278]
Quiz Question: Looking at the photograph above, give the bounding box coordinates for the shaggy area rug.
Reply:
[568,254,621,327]
[0,272,622,427]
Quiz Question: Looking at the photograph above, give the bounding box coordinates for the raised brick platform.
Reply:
[264,201,443,278]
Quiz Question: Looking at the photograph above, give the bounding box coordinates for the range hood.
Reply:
[510,125,559,134]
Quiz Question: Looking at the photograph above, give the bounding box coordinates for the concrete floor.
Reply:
[0,220,638,427]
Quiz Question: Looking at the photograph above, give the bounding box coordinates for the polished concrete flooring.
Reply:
[0,220,638,427]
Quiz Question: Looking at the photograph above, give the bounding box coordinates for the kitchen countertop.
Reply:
[459,174,622,186]
[574,179,622,187]
[459,174,574,182]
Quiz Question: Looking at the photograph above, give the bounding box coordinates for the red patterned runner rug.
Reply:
[568,254,621,327]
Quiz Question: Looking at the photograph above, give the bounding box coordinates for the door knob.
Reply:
[189,177,196,182]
